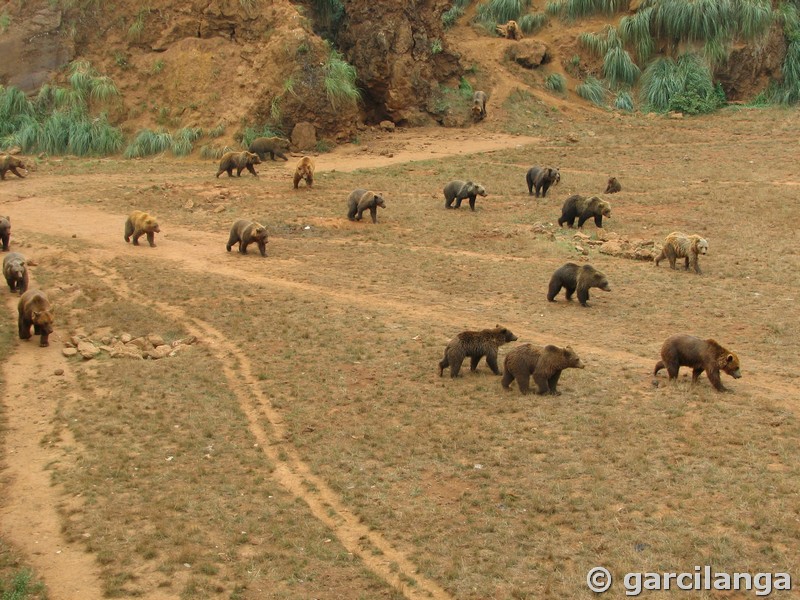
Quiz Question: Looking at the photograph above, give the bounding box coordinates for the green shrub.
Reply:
[639,57,682,111]
[199,144,234,160]
[544,73,566,92]
[458,76,474,99]
[518,12,547,33]
[208,124,226,138]
[477,0,531,24]
[123,128,173,158]
[603,45,640,86]
[0,569,45,600]
[576,76,606,105]
[640,53,722,113]
[324,48,360,110]
[736,0,772,39]
[545,0,564,15]
[442,5,465,28]
[614,90,634,111]
[0,11,10,33]
[171,127,203,156]
[619,6,654,61]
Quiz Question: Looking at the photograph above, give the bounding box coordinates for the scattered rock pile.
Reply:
[62,333,198,361]
[531,224,660,261]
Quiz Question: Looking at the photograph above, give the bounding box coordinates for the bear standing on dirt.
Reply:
[654,232,708,274]
[0,216,10,251]
[604,177,621,194]
[547,262,611,307]
[0,155,26,180]
[472,91,488,121]
[18,289,54,347]
[248,136,290,161]
[124,210,161,247]
[293,156,315,189]
[226,219,269,257]
[3,252,28,295]
[654,334,741,392]
[347,189,386,224]
[216,151,262,178]
[438,325,518,378]
[443,180,487,211]
[526,166,561,197]
[558,194,611,228]
[501,343,585,395]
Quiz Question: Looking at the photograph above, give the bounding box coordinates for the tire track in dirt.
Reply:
[83,259,453,600]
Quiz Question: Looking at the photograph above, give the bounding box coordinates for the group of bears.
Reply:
[214,136,314,190]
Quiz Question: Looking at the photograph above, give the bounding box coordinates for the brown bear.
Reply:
[293,156,315,189]
[496,20,522,40]
[605,177,621,194]
[501,343,585,395]
[0,155,26,180]
[438,325,518,378]
[0,216,9,251]
[216,151,262,178]
[18,289,54,347]
[654,334,741,392]
[443,180,487,210]
[3,252,28,295]
[226,219,268,257]
[472,91,488,121]
[248,136,290,161]
[347,189,386,223]
[654,232,708,274]
[558,194,611,228]
[124,210,161,247]
[547,262,610,307]
[526,166,561,197]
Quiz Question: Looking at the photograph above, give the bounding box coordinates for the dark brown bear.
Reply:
[0,216,9,251]
[248,136,290,161]
[226,219,269,257]
[0,155,26,180]
[547,262,610,307]
[526,166,561,197]
[604,177,622,194]
[558,194,611,228]
[502,343,585,395]
[18,289,54,347]
[347,189,386,223]
[216,151,262,178]
[443,180,487,210]
[3,252,28,295]
[438,325,518,378]
[654,334,742,392]
[124,210,160,247]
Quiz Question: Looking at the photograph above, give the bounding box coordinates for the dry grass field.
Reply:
[1,107,800,599]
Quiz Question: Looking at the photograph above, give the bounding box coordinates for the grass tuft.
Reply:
[614,89,634,111]
[603,44,641,86]
[324,48,361,110]
[619,7,655,62]
[123,128,173,159]
[544,72,566,92]
[576,76,606,105]
[518,12,547,33]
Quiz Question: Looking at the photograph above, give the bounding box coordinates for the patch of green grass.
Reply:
[208,124,225,138]
[576,76,606,106]
[0,568,46,600]
[431,38,443,54]
[639,56,682,111]
[171,127,203,156]
[0,11,10,33]
[442,5,465,28]
[518,12,547,33]
[123,128,173,158]
[614,89,634,111]
[619,6,654,62]
[640,53,722,113]
[324,48,360,110]
[544,72,566,93]
[151,59,165,74]
[477,0,531,23]
[603,44,640,86]
[127,9,147,40]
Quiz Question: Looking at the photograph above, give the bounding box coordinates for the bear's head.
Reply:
[560,346,585,369]
[495,325,518,343]
[32,308,54,334]
[719,351,742,379]
[144,217,160,233]
[0,216,9,230]
[597,199,611,217]
[373,194,386,209]
[585,266,611,292]
[247,152,262,165]
[473,183,487,197]
[549,168,561,184]
[693,236,708,255]
[252,224,269,242]
[8,262,25,278]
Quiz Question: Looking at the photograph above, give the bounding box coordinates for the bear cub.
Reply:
[502,343,585,395]
[547,263,610,307]
[18,289,54,347]
[226,219,269,257]
[438,325,518,378]
[3,252,28,295]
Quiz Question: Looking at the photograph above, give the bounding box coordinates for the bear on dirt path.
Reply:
[526,166,560,197]
[443,180,487,211]
[216,151,261,178]
[124,211,161,247]
[472,91,488,121]
[654,232,708,274]
[654,334,741,392]
[0,155,27,180]
[18,289,54,347]
[438,325,518,378]
[547,263,610,307]
[293,156,315,189]
[558,194,611,228]
[347,189,386,223]
[0,216,9,251]
[226,219,269,257]
[248,136,290,161]
[501,343,585,395]
[3,252,28,295]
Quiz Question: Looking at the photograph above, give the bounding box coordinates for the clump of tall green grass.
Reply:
[614,90,634,111]
[603,45,640,85]
[123,128,173,158]
[548,0,626,20]
[639,53,723,113]
[443,0,471,28]
[619,7,654,62]
[477,0,532,25]
[545,73,567,92]
[324,48,360,110]
[519,12,547,33]
[576,76,606,105]
[171,127,203,156]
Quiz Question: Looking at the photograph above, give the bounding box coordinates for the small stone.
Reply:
[62,347,78,357]
[379,120,396,132]
[213,205,226,213]
[54,369,64,376]
[147,333,165,347]
[120,333,132,343]
[183,199,194,210]
[77,340,100,360]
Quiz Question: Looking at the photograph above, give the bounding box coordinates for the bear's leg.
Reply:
[246,164,258,177]
[533,372,550,394]
[527,179,534,195]
[665,360,680,381]
[11,167,24,178]
[146,232,156,247]
[706,368,727,392]
[257,241,267,257]
[18,315,31,340]
[131,230,142,246]
[501,369,515,389]
[124,219,133,243]
[564,283,577,301]
[691,367,704,383]
[577,287,590,307]
[684,256,690,271]
[654,360,666,376]
[594,214,603,228]
[449,350,465,378]
[445,196,454,209]
[355,208,364,221]
[39,331,49,347]
[692,256,702,274]
[666,247,677,269]
[541,182,550,197]
[654,251,665,266]
[517,372,531,394]
[33,323,41,334]
[468,196,476,211]
[226,167,234,177]
[1,233,8,251]
[485,349,501,375]
[438,352,449,377]
[547,279,563,302]
[236,167,244,177]
[0,169,5,180]
[469,354,482,372]
[240,240,249,255]
[370,206,378,224]
[547,371,562,395]
[226,233,238,252]
[454,197,463,209]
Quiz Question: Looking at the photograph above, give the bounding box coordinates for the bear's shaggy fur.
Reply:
[293,156,315,189]
[496,20,522,40]
[472,91,488,121]
[502,343,585,395]
[654,334,741,392]
[124,210,161,247]
[216,151,262,178]
[347,189,386,223]
[3,252,28,296]
[558,194,612,228]
[0,155,26,180]
[0,216,9,251]
[605,177,622,194]
[654,232,708,274]
[443,180,488,211]
[18,289,54,347]
[248,136,290,161]
[439,325,518,378]
[547,262,611,307]
[526,166,561,197]
[226,219,269,257]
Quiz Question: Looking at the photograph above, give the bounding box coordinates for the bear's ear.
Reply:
[31,310,39,319]
[726,354,734,363]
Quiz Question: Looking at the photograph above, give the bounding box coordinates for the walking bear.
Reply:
[558,194,611,228]
[0,216,9,251]
[501,343,585,395]
[3,252,28,295]
[547,263,611,307]
[443,180,487,211]
[438,325,518,378]
[654,334,741,392]
[293,156,315,189]
[124,211,160,247]
[248,136,290,161]
[226,219,269,257]
[216,151,261,178]
[0,155,26,180]
[526,166,561,197]
[654,232,708,274]
[472,91,488,121]
[347,189,386,223]
[18,289,54,347]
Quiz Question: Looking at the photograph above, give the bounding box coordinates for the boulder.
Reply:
[505,40,550,69]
